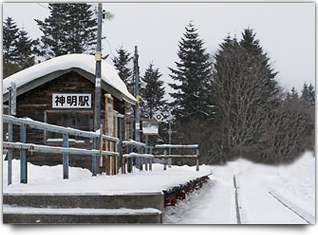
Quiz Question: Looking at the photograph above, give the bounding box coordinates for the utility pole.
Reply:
[94,3,102,132]
[134,46,140,142]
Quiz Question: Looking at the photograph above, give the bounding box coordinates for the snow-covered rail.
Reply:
[267,191,314,224]
[233,175,242,224]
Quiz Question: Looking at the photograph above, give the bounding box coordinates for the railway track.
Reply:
[267,191,314,224]
[233,175,241,224]
[233,175,313,224]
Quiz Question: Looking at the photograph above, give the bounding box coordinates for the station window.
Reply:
[44,111,104,143]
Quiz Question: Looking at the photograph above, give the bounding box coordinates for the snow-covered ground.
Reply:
[164,151,315,224]
[2,151,315,225]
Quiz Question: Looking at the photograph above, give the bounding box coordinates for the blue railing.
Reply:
[3,114,119,185]
[2,115,199,186]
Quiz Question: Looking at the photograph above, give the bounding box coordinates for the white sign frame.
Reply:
[52,94,91,108]
[142,120,159,135]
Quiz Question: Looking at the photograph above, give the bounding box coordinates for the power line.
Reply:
[36,3,49,10]
[104,37,115,58]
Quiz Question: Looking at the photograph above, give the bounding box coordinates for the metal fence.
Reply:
[3,114,119,185]
[155,144,200,171]
[122,140,154,173]
[3,115,199,186]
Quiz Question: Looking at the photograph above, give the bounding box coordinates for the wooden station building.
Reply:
[3,54,136,169]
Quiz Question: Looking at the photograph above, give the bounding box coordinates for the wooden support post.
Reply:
[62,133,69,179]
[99,124,103,173]
[105,95,109,175]
[20,125,27,184]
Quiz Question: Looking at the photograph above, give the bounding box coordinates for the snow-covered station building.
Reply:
[3,54,136,168]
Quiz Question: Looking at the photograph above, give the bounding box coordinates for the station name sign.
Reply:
[52,94,91,108]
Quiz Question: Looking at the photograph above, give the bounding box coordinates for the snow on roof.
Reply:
[2,54,136,105]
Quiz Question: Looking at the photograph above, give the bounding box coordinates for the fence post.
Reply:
[121,142,126,174]
[7,122,13,185]
[63,133,69,179]
[92,137,97,176]
[20,125,27,184]
[149,147,153,171]
[145,147,148,171]
[127,157,131,173]
[113,140,117,175]
[163,149,167,170]
[196,148,200,171]
[139,148,143,171]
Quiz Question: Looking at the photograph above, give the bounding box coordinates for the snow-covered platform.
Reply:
[3,161,212,224]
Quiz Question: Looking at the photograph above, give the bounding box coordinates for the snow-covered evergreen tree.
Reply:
[12,28,42,70]
[301,82,315,106]
[112,46,133,93]
[291,87,299,99]
[140,63,166,119]
[3,17,42,77]
[35,3,97,58]
[169,22,213,122]
[3,17,20,78]
[3,17,19,64]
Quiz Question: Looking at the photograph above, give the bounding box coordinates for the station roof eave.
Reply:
[2,54,137,106]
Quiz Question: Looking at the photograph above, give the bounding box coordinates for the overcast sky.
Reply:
[2,2,316,100]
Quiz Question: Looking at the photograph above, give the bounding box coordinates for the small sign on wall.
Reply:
[52,94,91,108]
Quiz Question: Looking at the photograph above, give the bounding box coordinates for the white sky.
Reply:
[2,1,316,100]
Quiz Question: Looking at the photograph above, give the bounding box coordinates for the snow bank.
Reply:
[3,160,212,195]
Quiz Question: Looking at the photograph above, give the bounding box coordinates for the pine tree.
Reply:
[112,47,133,92]
[3,17,20,78]
[307,83,315,106]
[169,22,213,122]
[66,4,97,54]
[3,17,42,77]
[240,28,280,109]
[291,87,299,99]
[35,3,97,58]
[12,28,42,70]
[3,17,19,64]
[139,63,167,147]
[301,82,315,106]
[140,63,166,119]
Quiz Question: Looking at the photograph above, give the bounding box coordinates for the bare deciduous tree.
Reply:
[213,40,281,160]
[211,34,313,164]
